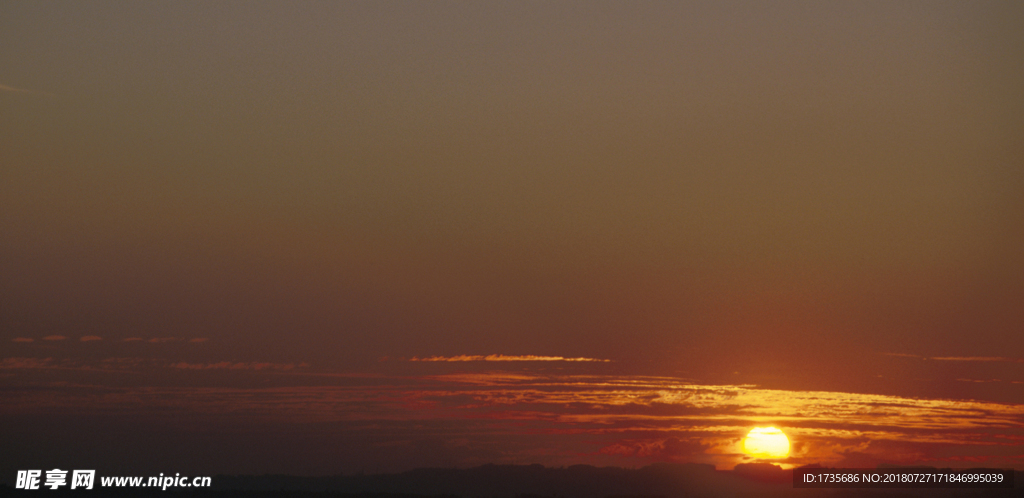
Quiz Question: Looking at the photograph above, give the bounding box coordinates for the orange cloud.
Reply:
[42,335,66,341]
[411,354,611,362]
[148,337,177,343]
[189,338,209,343]
[12,338,34,343]
[123,337,145,342]
[80,336,103,342]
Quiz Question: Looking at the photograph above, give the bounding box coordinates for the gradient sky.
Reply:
[2,1,1023,477]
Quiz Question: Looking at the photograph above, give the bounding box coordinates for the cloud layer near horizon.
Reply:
[2,365,1021,472]
[410,355,611,362]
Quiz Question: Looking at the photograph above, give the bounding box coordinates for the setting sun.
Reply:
[742,427,790,459]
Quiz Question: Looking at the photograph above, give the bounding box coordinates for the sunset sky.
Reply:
[2,1,1023,478]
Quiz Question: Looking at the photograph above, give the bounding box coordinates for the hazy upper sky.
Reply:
[2,0,1023,476]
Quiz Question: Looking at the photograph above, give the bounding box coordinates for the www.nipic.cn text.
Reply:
[15,470,212,491]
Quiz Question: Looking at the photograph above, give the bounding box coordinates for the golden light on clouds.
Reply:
[410,355,611,362]
[3,368,1022,469]
[741,427,790,459]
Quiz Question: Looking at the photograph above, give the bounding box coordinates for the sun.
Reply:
[741,427,790,459]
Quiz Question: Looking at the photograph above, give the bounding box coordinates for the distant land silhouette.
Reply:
[4,463,1016,498]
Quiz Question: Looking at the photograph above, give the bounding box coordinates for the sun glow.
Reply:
[742,427,790,459]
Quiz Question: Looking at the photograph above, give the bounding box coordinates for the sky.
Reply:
[2,0,1023,478]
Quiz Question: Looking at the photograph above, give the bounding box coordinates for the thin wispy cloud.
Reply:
[0,357,132,374]
[0,83,54,96]
[1,357,55,369]
[410,355,612,362]
[881,352,1023,363]
[932,356,1023,363]
[14,335,202,344]
[2,356,294,374]
[101,357,157,369]
[170,361,305,371]
[120,337,205,343]
[880,352,919,358]
[0,83,34,93]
